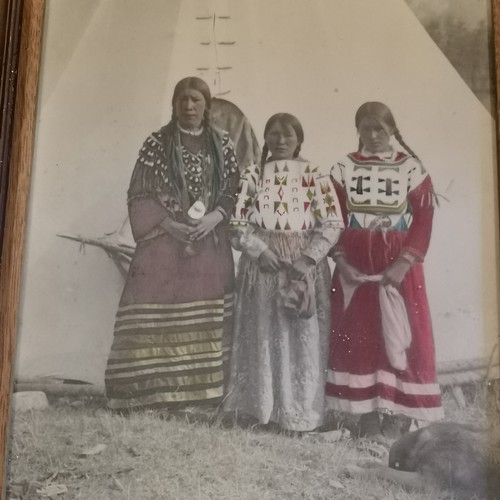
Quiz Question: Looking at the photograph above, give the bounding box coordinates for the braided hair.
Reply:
[355,102,419,160]
[260,143,270,168]
[261,113,304,169]
[393,128,419,160]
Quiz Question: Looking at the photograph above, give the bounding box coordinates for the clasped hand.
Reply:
[259,250,314,278]
[258,249,282,272]
[381,258,411,287]
[336,255,411,288]
[335,255,367,285]
[289,255,315,280]
[187,211,224,240]
[162,211,223,244]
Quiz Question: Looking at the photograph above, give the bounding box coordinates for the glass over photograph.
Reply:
[5,0,500,499]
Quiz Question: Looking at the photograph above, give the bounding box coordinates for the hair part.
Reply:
[262,113,304,166]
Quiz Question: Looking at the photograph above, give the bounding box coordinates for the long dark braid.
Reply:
[260,143,269,170]
[202,111,212,207]
[203,109,211,177]
[394,128,419,160]
[200,103,227,210]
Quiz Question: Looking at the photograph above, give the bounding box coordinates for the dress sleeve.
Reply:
[302,173,345,264]
[230,164,269,259]
[127,135,174,242]
[128,198,170,242]
[328,162,350,259]
[215,133,240,217]
[400,164,434,262]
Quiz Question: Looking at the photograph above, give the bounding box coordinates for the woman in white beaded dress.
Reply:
[224,113,345,431]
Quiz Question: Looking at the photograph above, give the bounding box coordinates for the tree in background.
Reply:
[405,0,494,114]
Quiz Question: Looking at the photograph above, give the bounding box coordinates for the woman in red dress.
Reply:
[325,102,443,438]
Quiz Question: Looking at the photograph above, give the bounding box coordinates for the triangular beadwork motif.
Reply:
[320,180,331,194]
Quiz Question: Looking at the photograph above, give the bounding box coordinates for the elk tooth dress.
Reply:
[105,123,238,410]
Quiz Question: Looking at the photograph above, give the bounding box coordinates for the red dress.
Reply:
[325,150,444,421]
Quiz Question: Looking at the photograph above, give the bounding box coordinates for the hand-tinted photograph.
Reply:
[5,0,500,498]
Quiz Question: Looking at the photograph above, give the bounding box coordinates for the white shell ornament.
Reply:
[187,200,206,219]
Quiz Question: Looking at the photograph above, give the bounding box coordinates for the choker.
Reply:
[177,122,204,137]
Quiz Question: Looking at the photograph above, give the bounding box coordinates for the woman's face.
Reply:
[265,122,299,161]
[175,89,206,129]
[358,116,393,154]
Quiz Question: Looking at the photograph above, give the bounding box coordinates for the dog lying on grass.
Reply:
[347,422,500,500]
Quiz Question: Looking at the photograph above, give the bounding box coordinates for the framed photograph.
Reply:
[1,0,500,498]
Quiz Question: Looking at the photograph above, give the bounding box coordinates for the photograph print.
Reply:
[5,0,500,499]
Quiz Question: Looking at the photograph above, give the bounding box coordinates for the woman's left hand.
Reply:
[381,258,412,287]
[289,255,315,280]
[189,211,224,241]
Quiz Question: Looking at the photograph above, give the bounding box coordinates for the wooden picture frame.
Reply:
[0,0,499,497]
[0,0,44,496]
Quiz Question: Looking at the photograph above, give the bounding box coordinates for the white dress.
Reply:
[224,159,344,431]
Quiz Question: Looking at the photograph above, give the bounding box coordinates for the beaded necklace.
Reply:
[176,121,204,137]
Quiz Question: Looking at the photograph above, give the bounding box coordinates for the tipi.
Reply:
[14,0,498,387]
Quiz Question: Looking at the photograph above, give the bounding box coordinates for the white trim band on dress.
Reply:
[116,308,225,322]
[117,299,224,312]
[325,395,444,421]
[326,369,441,396]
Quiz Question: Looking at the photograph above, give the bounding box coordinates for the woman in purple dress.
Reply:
[105,77,239,411]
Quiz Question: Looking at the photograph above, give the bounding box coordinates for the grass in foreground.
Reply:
[6,383,499,500]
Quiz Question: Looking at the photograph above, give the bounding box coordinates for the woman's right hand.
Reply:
[160,218,194,244]
[258,249,282,273]
[335,255,366,285]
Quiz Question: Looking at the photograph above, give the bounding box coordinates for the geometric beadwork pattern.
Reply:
[231,159,343,231]
[334,153,428,215]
